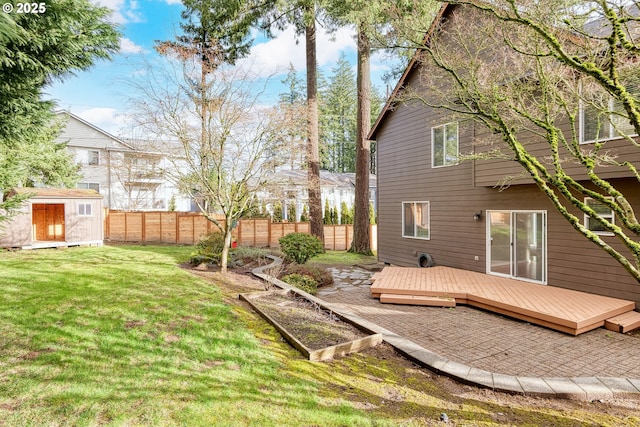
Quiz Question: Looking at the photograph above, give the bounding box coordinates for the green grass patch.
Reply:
[309,250,377,266]
[0,245,383,426]
[1,245,638,426]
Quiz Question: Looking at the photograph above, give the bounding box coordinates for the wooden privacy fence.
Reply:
[105,210,377,251]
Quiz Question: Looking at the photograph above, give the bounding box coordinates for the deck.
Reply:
[370,266,638,335]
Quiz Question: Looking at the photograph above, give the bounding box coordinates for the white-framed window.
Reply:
[78,203,93,217]
[402,201,430,239]
[77,182,100,192]
[580,86,638,144]
[584,197,614,235]
[432,122,458,167]
[87,150,100,165]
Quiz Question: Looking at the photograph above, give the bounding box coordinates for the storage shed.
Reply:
[0,188,104,249]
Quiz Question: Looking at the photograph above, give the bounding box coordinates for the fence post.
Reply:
[173,212,178,243]
[124,212,129,242]
[140,212,145,242]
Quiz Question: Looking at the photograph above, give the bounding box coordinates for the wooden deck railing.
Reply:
[104,210,377,251]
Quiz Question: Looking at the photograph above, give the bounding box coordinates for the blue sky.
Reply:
[46,0,398,135]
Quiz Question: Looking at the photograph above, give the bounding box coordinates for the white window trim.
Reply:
[584,197,614,236]
[78,203,93,217]
[87,150,100,166]
[431,122,459,168]
[579,98,638,144]
[402,201,430,240]
[77,182,100,192]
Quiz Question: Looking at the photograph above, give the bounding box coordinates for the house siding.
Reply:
[376,77,640,307]
[373,4,640,306]
[379,124,640,304]
[473,121,640,187]
[56,112,192,211]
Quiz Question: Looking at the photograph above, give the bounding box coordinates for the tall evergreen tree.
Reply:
[279,63,306,105]
[320,53,357,172]
[276,64,308,169]
[325,0,436,254]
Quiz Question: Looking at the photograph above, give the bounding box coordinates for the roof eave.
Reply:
[368,3,455,141]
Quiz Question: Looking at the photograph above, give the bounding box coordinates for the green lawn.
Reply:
[0,245,381,426]
[1,245,638,426]
[309,250,377,266]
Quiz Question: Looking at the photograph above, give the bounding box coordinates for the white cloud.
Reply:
[319,27,357,63]
[239,25,357,78]
[163,0,182,4]
[120,37,145,54]
[92,0,144,24]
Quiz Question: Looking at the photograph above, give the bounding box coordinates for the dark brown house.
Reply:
[370,4,640,306]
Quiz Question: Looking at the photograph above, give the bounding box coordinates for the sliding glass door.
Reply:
[488,210,546,284]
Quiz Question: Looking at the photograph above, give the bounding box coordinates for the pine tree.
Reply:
[287,202,297,222]
[323,199,332,225]
[340,201,352,224]
[300,204,309,222]
[320,53,357,172]
[273,201,283,223]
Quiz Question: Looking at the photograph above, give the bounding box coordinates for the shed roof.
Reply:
[7,188,103,199]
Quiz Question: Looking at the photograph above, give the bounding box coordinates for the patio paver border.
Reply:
[252,256,640,401]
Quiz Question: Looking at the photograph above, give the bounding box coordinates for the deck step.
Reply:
[380,293,456,307]
[605,311,640,333]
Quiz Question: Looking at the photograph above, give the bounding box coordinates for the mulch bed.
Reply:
[248,291,370,351]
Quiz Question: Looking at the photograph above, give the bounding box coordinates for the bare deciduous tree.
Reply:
[128,57,285,272]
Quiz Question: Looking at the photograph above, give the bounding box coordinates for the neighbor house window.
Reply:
[87,150,100,165]
[78,203,93,217]
[584,197,614,235]
[432,122,458,167]
[581,87,638,143]
[402,201,430,239]
[77,182,100,192]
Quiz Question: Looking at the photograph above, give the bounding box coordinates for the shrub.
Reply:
[272,201,283,222]
[300,204,309,222]
[191,232,226,265]
[279,232,324,264]
[286,264,334,288]
[281,273,318,295]
[233,246,271,266]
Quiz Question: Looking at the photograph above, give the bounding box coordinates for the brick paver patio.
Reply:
[319,267,640,379]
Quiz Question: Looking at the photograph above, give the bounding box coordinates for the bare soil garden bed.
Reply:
[240,289,382,361]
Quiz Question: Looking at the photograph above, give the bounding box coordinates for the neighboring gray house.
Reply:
[56,111,191,211]
[257,170,377,222]
[0,188,104,249]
